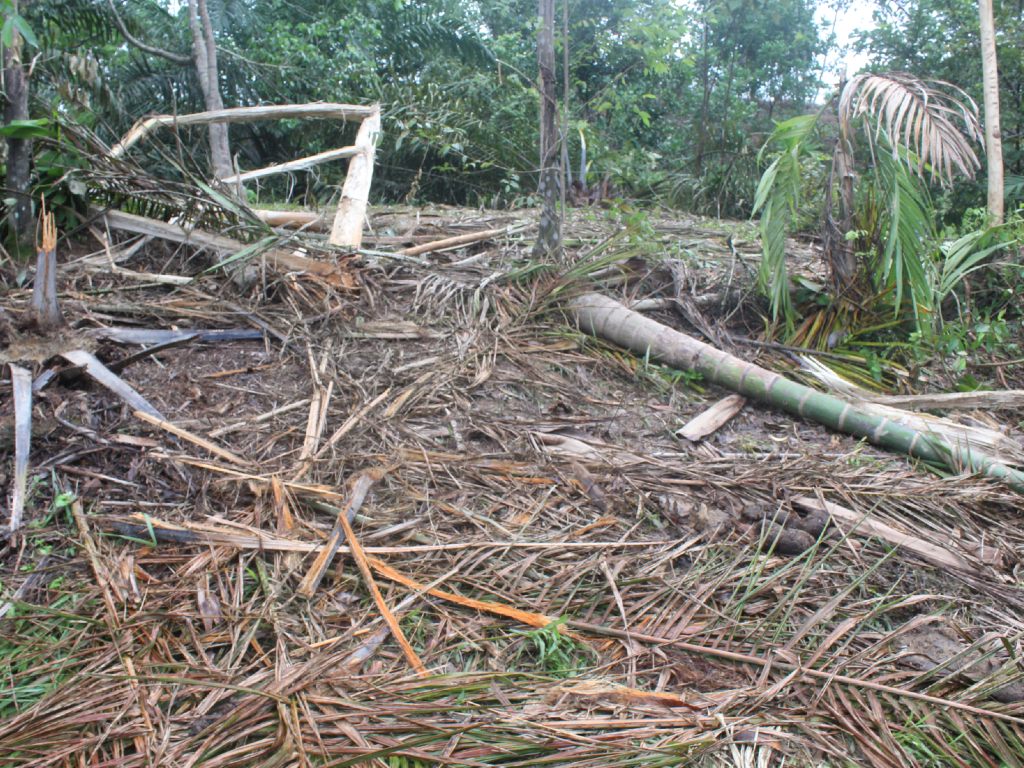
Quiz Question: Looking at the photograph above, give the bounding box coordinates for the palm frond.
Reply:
[840,72,982,186]
[874,147,934,320]
[753,114,820,327]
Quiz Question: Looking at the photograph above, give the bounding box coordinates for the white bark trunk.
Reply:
[979,0,1003,224]
[188,0,232,180]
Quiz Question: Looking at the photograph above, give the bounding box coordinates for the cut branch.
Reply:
[221,146,358,185]
[110,104,378,158]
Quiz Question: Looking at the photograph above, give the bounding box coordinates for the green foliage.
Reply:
[512,618,594,677]
[752,113,821,327]
[753,74,990,336]
[856,0,1024,200]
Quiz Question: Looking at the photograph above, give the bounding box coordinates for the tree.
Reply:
[978,0,1003,223]
[2,0,36,252]
[107,0,232,180]
[754,73,983,333]
[856,0,1024,213]
[533,0,561,259]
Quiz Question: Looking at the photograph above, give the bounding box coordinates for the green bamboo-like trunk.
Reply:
[571,293,1024,494]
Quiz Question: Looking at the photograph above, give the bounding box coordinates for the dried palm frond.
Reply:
[839,72,982,186]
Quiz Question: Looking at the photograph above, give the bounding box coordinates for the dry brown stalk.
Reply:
[134,409,247,465]
[338,506,428,677]
[297,468,386,597]
[367,556,562,631]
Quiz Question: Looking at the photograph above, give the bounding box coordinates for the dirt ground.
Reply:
[3,206,1024,767]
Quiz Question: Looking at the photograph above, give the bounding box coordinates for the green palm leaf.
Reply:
[753,113,820,327]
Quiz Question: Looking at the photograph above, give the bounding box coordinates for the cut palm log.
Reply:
[571,293,1024,493]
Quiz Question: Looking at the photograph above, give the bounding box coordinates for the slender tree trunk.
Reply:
[533,0,561,260]
[979,0,1003,224]
[188,0,232,181]
[3,6,32,254]
[696,13,710,176]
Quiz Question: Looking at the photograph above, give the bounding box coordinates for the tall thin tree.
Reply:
[3,0,33,253]
[107,0,233,181]
[533,0,561,260]
[978,0,1003,224]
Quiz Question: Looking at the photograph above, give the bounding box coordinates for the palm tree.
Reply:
[753,72,983,335]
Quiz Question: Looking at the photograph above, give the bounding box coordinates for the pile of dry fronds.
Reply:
[3,175,1024,767]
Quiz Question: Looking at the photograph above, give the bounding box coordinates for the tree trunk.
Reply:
[532,0,561,261]
[571,292,1024,493]
[3,12,32,255]
[979,0,1003,224]
[188,0,232,181]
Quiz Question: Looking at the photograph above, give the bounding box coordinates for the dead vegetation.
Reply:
[3,166,1024,766]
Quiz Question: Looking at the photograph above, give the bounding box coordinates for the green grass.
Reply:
[0,595,95,718]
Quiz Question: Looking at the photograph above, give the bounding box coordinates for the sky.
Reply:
[818,0,877,88]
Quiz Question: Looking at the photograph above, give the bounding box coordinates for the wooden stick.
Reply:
[110,103,377,158]
[296,469,384,597]
[330,107,381,249]
[133,409,247,466]
[222,146,358,185]
[397,225,526,257]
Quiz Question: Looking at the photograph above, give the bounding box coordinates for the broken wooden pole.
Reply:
[110,103,378,158]
[571,292,1024,493]
[329,106,381,250]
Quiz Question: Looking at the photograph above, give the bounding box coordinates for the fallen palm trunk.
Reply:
[571,293,1024,494]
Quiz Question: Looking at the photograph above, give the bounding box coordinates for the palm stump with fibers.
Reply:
[1,210,265,538]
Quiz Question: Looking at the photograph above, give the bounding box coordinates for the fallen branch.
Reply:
[397,224,528,257]
[99,209,349,285]
[571,293,1024,494]
[111,103,377,158]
